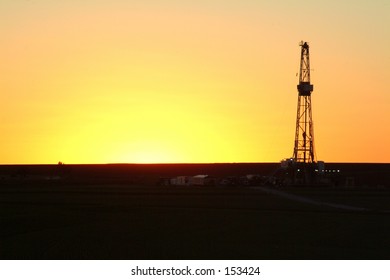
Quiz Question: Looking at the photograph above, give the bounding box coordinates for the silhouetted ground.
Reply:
[1,163,390,259]
[1,163,389,186]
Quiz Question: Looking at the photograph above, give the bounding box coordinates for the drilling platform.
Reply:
[281,41,326,186]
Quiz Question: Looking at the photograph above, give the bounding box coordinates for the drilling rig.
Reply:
[281,41,325,185]
[294,41,315,164]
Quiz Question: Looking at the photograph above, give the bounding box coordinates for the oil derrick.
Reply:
[294,41,315,163]
[279,41,325,186]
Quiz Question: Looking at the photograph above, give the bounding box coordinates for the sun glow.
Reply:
[113,140,180,164]
[128,150,175,164]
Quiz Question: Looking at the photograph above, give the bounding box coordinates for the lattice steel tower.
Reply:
[293,41,316,163]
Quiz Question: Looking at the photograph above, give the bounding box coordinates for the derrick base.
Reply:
[278,159,336,186]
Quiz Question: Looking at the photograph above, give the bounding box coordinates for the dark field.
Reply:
[1,163,390,259]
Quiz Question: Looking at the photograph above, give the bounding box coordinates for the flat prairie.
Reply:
[1,180,390,259]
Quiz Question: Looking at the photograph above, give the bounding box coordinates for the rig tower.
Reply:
[293,41,315,163]
[278,41,330,186]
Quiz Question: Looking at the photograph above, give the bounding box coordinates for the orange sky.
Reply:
[1,1,389,164]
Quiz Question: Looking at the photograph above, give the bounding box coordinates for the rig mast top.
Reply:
[297,41,313,96]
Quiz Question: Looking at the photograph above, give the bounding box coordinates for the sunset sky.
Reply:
[1,0,389,164]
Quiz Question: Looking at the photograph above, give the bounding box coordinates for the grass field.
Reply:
[1,182,390,260]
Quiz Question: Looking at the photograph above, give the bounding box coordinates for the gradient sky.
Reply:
[1,0,389,164]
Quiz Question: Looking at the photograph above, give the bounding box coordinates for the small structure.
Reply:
[170,176,190,186]
[165,175,215,186]
[189,175,209,186]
